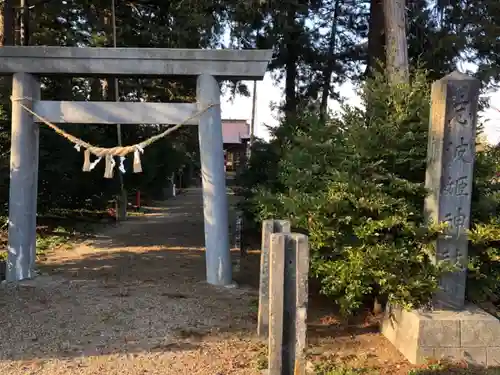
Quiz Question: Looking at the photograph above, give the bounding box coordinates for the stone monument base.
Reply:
[381,304,500,367]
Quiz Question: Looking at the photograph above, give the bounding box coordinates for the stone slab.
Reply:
[267,232,310,375]
[424,71,480,310]
[257,220,291,338]
[268,233,285,374]
[382,304,500,367]
[0,46,273,79]
[33,101,199,124]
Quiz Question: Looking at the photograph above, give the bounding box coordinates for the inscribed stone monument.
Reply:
[382,72,500,367]
[424,70,480,310]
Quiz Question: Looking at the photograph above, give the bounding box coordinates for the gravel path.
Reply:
[0,188,263,375]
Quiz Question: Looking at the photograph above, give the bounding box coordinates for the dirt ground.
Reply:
[0,187,470,375]
[0,188,265,375]
[239,249,419,375]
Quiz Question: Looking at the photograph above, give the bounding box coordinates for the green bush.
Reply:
[240,70,500,316]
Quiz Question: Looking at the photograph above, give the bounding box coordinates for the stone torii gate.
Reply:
[0,46,272,285]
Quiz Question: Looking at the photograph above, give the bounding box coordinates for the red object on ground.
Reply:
[108,207,116,219]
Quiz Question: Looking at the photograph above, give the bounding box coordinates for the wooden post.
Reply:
[111,0,127,222]
[247,80,257,162]
[268,232,310,375]
[7,73,40,281]
[258,219,291,338]
[171,172,176,197]
[136,190,141,210]
[196,74,232,286]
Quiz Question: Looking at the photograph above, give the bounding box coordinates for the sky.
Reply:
[220,73,500,145]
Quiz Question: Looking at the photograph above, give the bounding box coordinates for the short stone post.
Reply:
[170,172,176,197]
[232,211,243,275]
[235,213,243,255]
[162,174,175,199]
[7,73,40,281]
[235,212,243,255]
[117,189,128,221]
[196,74,232,286]
[424,71,480,310]
[258,219,291,338]
[268,232,310,375]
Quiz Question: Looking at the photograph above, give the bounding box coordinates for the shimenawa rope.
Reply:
[11,96,217,178]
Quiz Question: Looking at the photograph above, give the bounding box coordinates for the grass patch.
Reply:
[0,207,116,262]
[314,361,377,375]
[408,364,500,374]
[249,298,258,313]
[255,350,268,370]
[0,226,74,262]
[312,359,500,375]
[36,226,72,255]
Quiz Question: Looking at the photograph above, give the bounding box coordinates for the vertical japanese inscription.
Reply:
[443,207,468,238]
[450,85,471,128]
[443,176,468,197]
[448,137,473,164]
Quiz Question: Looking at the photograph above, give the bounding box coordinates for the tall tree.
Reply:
[366,0,385,77]
[319,0,341,121]
[2,0,14,46]
[383,0,409,83]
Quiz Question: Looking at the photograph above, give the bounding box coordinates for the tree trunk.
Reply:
[2,0,14,46]
[383,0,409,84]
[284,11,299,123]
[366,0,385,77]
[0,3,4,47]
[90,79,104,101]
[284,56,298,123]
[0,0,14,117]
[319,0,341,122]
[365,0,386,125]
[20,0,30,46]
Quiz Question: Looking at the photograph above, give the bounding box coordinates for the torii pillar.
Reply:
[197,74,232,286]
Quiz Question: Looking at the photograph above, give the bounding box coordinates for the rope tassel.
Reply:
[104,155,116,179]
[118,156,126,174]
[133,146,143,173]
[82,149,91,172]
[89,157,102,171]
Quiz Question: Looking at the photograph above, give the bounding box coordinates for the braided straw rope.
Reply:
[11,96,217,178]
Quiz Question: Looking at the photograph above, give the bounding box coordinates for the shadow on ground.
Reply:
[0,247,258,362]
[0,188,259,363]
